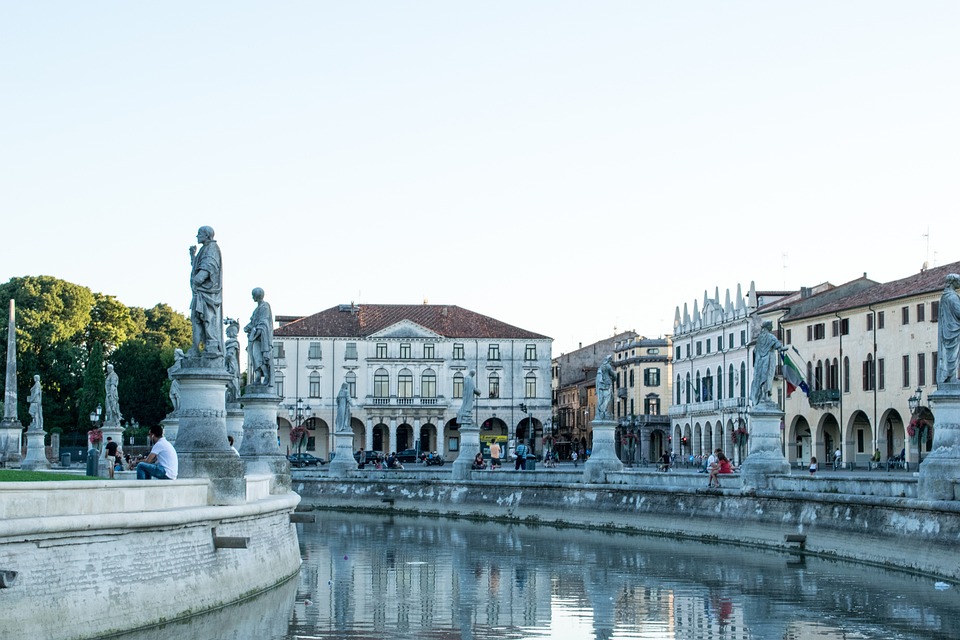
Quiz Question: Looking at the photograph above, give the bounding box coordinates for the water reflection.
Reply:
[123,513,959,639]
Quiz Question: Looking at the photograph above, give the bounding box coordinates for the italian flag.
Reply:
[782,353,810,397]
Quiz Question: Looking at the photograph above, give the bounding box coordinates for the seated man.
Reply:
[136,425,178,480]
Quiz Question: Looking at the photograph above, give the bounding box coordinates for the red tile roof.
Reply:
[274,304,550,340]
[784,260,960,322]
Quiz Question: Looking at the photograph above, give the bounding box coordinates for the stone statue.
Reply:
[596,355,615,420]
[456,370,481,424]
[937,273,960,384]
[244,287,273,386]
[188,225,223,357]
[105,364,122,424]
[335,381,352,433]
[28,375,42,430]
[168,348,184,412]
[750,320,786,406]
[224,319,241,402]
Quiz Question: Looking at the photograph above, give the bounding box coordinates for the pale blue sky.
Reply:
[2,2,956,355]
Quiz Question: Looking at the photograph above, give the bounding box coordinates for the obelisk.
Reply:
[0,300,22,466]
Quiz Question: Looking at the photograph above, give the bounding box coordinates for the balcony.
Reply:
[365,396,445,408]
[808,389,840,408]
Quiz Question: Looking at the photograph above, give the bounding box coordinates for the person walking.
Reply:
[514,441,527,471]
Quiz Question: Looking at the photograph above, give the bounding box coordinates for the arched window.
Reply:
[829,358,839,390]
[676,375,681,404]
[815,360,824,391]
[398,369,413,398]
[685,373,691,402]
[453,372,464,399]
[843,356,850,392]
[488,372,499,399]
[717,366,723,400]
[695,371,701,401]
[728,364,735,399]
[345,371,357,398]
[308,371,321,398]
[421,369,437,399]
[374,369,389,398]
[525,372,536,399]
[739,363,746,398]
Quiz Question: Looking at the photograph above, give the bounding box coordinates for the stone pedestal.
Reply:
[160,415,180,446]
[740,401,791,491]
[918,383,960,501]
[0,419,22,468]
[451,417,480,481]
[20,426,49,471]
[226,403,244,451]
[327,431,357,477]
[172,356,245,505]
[239,385,290,494]
[98,422,124,476]
[583,419,623,483]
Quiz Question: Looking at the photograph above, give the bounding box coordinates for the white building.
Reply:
[667,283,792,464]
[271,303,552,461]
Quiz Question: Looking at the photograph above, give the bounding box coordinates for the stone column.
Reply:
[740,402,791,491]
[918,384,960,500]
[389,418,397,454]
[451,417,479,480]
[0,300,22,467]
[239,385,290,494]
[226,402,244,451]
[173,356,245,504]
[583,419,623,483]
[365,418,373,452]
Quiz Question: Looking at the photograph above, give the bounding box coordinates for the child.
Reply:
[809,456,818,475]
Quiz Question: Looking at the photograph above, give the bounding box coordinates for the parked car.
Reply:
[396,449,420,464]
[287,453,324,468]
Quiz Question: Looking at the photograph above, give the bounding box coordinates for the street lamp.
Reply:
[286,398,312,456]
[89,404,102,427]
[519,402,534,453]
[908,386,924,463]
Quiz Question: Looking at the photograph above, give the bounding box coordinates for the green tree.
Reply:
[78,342,106,428]
[85,293,139,354]
[110,339,170,427]
[143,303,192,349]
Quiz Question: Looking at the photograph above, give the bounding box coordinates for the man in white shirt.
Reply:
[136,425,179,480]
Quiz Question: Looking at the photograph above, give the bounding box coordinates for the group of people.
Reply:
[706,449,736,488]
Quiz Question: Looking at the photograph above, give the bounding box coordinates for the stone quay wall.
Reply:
[296,471,960,581]
[0,476,302,640]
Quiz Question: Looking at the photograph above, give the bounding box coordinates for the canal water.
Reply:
[125,512,958,639]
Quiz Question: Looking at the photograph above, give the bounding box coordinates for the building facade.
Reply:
[271,304,552,461]
[765,262,959,468]
[612,335,672,465]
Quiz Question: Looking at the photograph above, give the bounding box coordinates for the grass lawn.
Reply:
[0,469,99,482]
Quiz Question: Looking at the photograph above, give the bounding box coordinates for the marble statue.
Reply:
[224,319,241,402]
[27,375,42,430]
[168,348,184,412]
[596,355,615,420]
[244,287,273,386]
[937,273,960,384]
[750,320,786,406]
[335,381,352,433]
[456,370,481,424]
[188,226,223,357]
[105,364,122,424]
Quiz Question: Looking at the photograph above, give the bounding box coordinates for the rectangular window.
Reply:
[453,376,463,399]
[309,376,320,398]
[453,343,464,360]
[840,318,849,335]
[488,344,500,360]
[308,341,322,359]
[903,355,910,387]
[878,311,885,329]
[376,343,387,359]
[932,352,938,378]
[740,330,746,346]
[644,368,661,386]
[525,344,536,360]
[917,304,925,322]
[423,343,435,359]
[344,342,357,360]
[400,343,411,359]
[275,376,284,398]
[862,359,875,391]
[685,344,690,358]
[918,352,926,386]
[675,346,681,360]
[866,313,874,331]
[488,376,499,399]
[273,342,286,359]
[785,329,792,345]
[718,335,724,350]
[696,341,702,356]
[813,323,825,340]
[878,358,885,390]
[729,333,734,349]
[831,320,839,337]
[807,325,813,341]
[629,369,635,387]
[644,397,661,415]
[932,301,940,321]
[706,339,711,354]
[902,306,909,325]
[524,375,536,398]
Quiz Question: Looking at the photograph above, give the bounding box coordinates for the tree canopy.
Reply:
[0,276,192,434]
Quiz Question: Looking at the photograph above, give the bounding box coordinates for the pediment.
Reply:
[370,320,442,339]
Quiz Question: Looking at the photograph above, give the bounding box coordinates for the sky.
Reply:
[1,2,957,356]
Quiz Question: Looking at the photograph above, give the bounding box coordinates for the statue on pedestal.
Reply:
[188,226,223,357]
[105,364,122,424]
[224,319,241,402]
[596,356,615,420]
[244,288,273,386]
[168,348,184,413]
[28,375,42,430]
[750,321,786,406]
[456,370,480,425]
[335,382,352,433]
[937,274,960,384]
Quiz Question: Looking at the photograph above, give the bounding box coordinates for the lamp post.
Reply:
[519,402,534,455]
[908,385,924,464]
[286,398,312,458]
[89,404,102,428]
